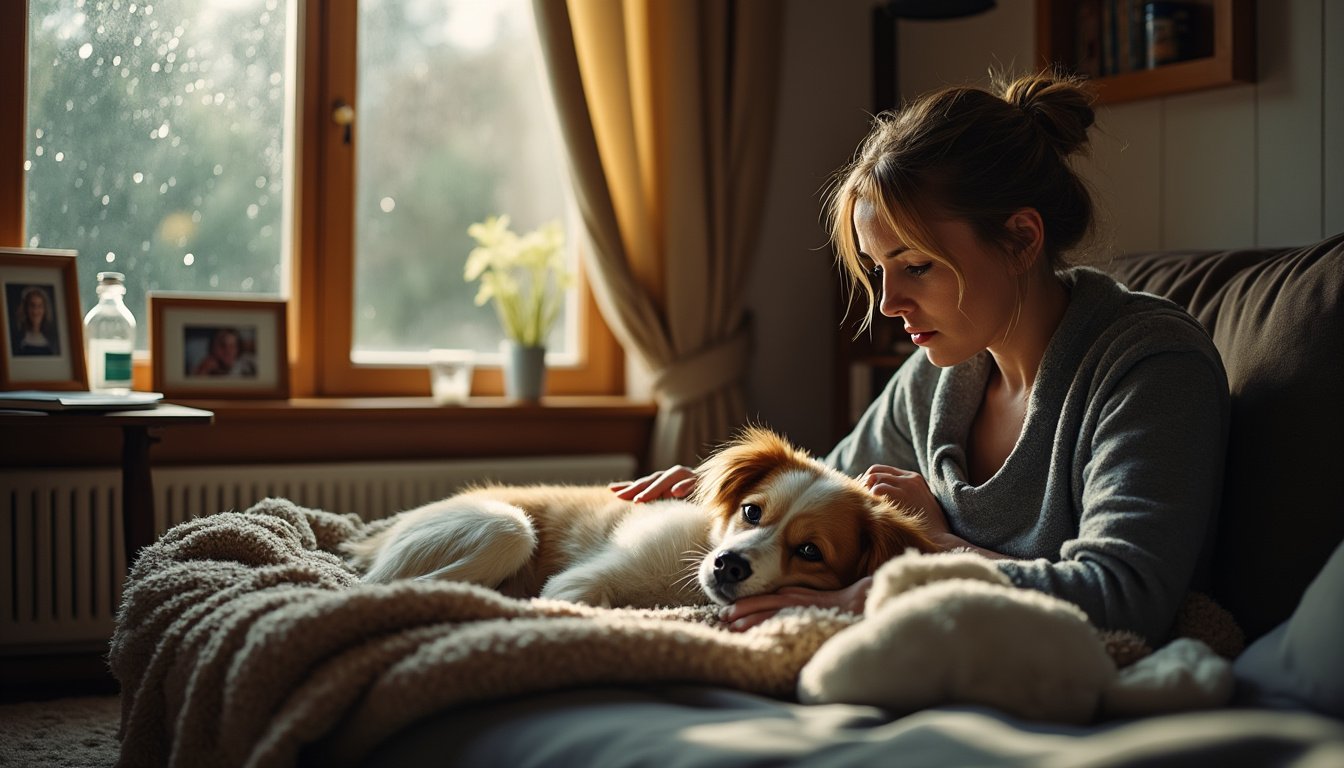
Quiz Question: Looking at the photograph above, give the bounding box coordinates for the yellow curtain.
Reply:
[533,0,784,468]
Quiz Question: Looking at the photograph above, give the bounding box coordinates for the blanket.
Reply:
[110,498,1235,768]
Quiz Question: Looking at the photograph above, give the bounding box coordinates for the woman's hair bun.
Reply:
[997,70,1096,158]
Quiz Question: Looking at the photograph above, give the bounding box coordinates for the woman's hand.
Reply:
[860,464,950,536]
[608,465,697,503]
[719,577,873,632]
[193,356,222,376]
[860,465,1006,557]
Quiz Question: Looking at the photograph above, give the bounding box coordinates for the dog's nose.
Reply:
[713,551,752,585]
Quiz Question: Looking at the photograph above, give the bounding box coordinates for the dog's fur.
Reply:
[343,427,936,608]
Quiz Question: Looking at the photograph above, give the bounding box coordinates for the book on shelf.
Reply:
[1089,0,1145,77]
[1074,0,1212,78]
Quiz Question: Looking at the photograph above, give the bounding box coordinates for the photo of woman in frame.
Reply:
[0,247,88,391]
[6,282,61,357]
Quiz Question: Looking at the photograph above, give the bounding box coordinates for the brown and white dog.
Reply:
[343,427,936,608]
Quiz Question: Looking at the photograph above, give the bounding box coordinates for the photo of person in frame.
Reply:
[184,325,258,378]
[6,282,61,356]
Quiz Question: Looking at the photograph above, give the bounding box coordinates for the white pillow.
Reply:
[1233,540,1344,718]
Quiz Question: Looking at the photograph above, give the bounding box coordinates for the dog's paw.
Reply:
[866,549,1010,614]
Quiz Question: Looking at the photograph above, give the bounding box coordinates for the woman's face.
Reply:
[854,200,1019,368]
[24,291,47,329]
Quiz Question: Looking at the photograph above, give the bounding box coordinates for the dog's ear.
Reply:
[858,502,937,575]
[691,427,805,515]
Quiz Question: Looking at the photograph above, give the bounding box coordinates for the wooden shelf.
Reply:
[1036,0,1254,104]
[0,396,659,472]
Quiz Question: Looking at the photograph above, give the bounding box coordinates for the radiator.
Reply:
[1,454,635,651]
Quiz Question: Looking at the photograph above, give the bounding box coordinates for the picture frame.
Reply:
[0,247,90,391]
[149,293,289,399]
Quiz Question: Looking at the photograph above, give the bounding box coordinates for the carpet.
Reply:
[0,695,120,767]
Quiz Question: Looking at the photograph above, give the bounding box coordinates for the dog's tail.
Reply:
[352,497,538,585]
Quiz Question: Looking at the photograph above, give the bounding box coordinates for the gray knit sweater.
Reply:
[826,267,1230,644]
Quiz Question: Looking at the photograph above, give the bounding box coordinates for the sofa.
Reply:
[111,235,1344,767]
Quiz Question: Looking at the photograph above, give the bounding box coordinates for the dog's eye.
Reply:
[796,543,823,562]
[740,503,762,524]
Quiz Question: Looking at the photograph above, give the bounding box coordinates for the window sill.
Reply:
[1,396,658,471]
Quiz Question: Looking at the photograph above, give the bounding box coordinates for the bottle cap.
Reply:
[96,272,126,283]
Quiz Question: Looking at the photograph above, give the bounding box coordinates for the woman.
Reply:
[612,71,1229,645]
[12,285,59,356]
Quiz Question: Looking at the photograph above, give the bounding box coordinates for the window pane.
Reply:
[24,0,293,348]
[354,0,575,359]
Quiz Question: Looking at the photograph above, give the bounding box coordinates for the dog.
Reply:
[343,427,936,609]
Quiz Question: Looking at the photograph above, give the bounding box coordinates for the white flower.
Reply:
[464,215,571,347]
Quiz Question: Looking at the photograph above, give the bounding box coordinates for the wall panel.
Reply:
[1325,0,1344,236]
[899,4,1035,99]
[1162,85,1258,249]
[1083,101,1164,255]
[746,0,872,455]
[1257,0,1325,245]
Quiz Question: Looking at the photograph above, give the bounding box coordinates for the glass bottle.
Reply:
[83,272,136,393]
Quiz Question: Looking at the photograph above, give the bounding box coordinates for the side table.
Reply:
[0,403,214,566]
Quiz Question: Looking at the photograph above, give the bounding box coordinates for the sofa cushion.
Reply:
[1104,233,1344,641]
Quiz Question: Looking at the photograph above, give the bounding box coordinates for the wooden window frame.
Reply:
[2,0,624,400]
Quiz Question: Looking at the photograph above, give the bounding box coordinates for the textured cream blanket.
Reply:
[110,498,857,768]
[110,497,1237,768]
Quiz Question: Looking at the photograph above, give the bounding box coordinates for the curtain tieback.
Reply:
[652,326,752,410]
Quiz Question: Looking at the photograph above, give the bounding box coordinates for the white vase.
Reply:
[502,340,546,401]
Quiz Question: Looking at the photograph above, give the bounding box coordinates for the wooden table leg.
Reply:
[121,426,159,568]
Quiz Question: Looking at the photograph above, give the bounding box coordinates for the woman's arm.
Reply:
[193,355,221,376]
[720,578,875,631]
[998,350,1229,643]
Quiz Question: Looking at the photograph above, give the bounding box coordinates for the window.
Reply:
[353,0,577,362]
[23,0,292,348]
[6,0,619,397]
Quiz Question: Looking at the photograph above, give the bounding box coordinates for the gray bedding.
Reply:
[360,532,1344,767]
[356,685,1344,767]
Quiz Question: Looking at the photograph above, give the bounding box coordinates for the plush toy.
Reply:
[797,551,1234,723]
